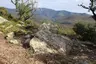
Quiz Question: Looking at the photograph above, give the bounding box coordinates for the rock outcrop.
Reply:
[0,16,8,23]
[30,23,72,55]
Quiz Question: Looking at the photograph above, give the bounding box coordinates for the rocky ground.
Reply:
[0,16,96,64]
[0,22,96,64]
[0,33,46,64]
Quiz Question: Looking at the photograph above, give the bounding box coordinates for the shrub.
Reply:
[15,20,39,36]
[0,7,18,21]
[0,7,8,16]
[57,26,76,36]
[73,22,96,43]
[0,20,39,37]
[0,21,21,34]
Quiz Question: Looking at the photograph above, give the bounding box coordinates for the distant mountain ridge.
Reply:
[6,8,95,24]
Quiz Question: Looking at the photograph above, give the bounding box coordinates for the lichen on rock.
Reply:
[30,23,73,55]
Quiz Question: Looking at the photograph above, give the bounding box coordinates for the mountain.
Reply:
[6,8,95,25]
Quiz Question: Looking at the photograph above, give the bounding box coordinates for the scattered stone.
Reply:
[6,32,14,40]
[9,39,19,45]
[6,32,20,45]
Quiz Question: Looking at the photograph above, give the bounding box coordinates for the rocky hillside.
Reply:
[0,16,96,64]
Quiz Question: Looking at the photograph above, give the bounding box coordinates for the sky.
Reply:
[0,0,91,14]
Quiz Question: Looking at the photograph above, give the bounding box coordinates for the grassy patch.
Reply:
[57,26,76,36]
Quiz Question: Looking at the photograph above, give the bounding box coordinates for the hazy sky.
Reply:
[0,0,91,14]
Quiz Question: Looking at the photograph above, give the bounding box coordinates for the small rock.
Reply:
[9,39,19,45]
[6,32,14,40]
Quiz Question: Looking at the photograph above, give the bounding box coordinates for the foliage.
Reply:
[79,0,96,20]
[22,20,39,34]
[0,21,22,34]
[0,7,8,16]
[0,20,39,36]
[0,6,39,36]
[0,7,18,21]
[11,0,37,21]
[57,25,76,36]
[73,22,96,43]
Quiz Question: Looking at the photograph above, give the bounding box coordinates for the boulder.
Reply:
[30,37,58,54]
[30,23,72,55]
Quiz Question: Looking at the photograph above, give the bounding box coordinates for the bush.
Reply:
[57,26,76,36]
[0,7,18,21]
[23,20,39,34]
[73,22,96,43]
[0,21,21,34]
[0,20,39,37]
[0,7,8,16]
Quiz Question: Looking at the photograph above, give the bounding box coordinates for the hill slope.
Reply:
[7,8,95,24]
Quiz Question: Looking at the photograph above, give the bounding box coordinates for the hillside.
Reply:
[7,8,95,25]
[0,15,96,64]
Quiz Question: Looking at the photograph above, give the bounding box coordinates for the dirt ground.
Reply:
[0,33,45,64]
[0,33,96,64]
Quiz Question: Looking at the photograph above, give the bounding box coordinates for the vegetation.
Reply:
[73,22,96,43]
[0,0,38,36]
[0,0,39,37]
[0,20,39,37]
[11,0,37,22]
[79,0,96,20]
[0,7,17,21]
[0,21,23,34]
[0,7,8,16]
[57,25,76,36]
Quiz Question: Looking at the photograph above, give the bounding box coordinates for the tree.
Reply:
[11,0,37,21]
[79,0,96,20]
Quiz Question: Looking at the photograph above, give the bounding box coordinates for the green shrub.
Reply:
[0,20,39,37]
[0,7,8,16]
[73,22,96,43]
[0,7,18,21]
[23,20,39,34]
[57,26,76,36]
[0,21,21,34]
[7,14,17,21]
